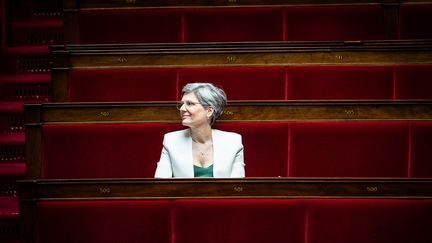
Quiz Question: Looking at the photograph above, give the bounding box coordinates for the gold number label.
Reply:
[98,187,111,194]
[117,57,128,63]
[100,111,110,117]
[343,108,358,117]
[366,186,378,192]
[223,110,234,116]
[335,55,344,61]
[344,109,355,116]
[226,56,237,63]
[234,186,243,192]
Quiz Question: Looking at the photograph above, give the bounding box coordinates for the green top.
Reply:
[194,164,214,178]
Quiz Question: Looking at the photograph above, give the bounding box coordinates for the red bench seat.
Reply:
[34,198,432,243]
[65,65,432,102]
[39,121,432,179]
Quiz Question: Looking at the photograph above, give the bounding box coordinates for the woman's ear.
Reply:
[207,107,214,119]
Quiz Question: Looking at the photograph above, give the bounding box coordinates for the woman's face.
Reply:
[179,92,213,128]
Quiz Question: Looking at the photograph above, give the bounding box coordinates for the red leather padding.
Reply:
[178,67,286,100]
[410,122,432,177]
[37,200,172,243]
[284,5,386,41]
[215,123,289,177]
[288,122,409,177]
[41,124,168,179]
[307,199,432,243]
[173,199,305,243]
[287,66,394,100]
[394,64,432,99]
[34,199,432,242]
[78,9,182,44]
[68,68,178,102]
[399,3,432,39]
[184,8,284,42]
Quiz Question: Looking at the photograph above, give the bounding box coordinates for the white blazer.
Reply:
[155,129,245,178]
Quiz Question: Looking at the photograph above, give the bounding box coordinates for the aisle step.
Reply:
[11,18,64,46]
[0,74,52,102]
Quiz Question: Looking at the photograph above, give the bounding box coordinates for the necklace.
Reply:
[192,139,212,167]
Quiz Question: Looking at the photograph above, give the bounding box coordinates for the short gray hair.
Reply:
[182,83,227,125]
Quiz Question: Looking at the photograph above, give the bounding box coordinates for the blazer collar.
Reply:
[187,128,220,169]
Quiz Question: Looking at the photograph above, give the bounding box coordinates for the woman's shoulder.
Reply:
[164,129,190,140]
[213,129,242,140]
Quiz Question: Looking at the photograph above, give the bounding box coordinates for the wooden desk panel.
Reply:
[25,101,432,124]
[18,178,432,200]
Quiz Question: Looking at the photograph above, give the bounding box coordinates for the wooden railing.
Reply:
[18,178,432,200]
[25,100,432,124]
[63,0,432,9]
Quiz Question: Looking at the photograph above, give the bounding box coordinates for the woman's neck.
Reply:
[190,125,212,144]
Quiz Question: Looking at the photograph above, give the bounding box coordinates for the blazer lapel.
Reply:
[212,129,222,177]
[184,129,194,177]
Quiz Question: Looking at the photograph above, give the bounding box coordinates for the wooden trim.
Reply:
[17,178,432,200]
[25,126,42,179]
[62,8,80,44]
[66,0,432,9]
[24,102,42,179]
[19,199,37,243]
[52,68,70,102]
[24,101,432,124]
[51,41,432,68]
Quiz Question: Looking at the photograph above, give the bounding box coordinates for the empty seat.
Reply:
[307,199,432,243]
[286,65,394,100]
[173,199,305,243]
[41,123,168,178]
[78,9,182,44]
[184,8,284,42]
[288,122,409,177]
[68,68,178,101]
[284,5,386,41]
[399,3,432,39]
[178,67,286,100]
[410,122,432,178]
[216,123,289,177]
[37,200,172,243]
[394,64,432,99]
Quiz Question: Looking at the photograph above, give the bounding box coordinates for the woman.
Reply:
[154,83,245,178]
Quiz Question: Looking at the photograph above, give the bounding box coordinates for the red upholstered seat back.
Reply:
[287,66,394,100]
[72,5,413,44]
[399,3,432,39]
[79,9,182,44]
[307,199,432,243]
[173,199,305,243]
[215,123,289,177]
[288,122,409,177]
[35,199,432,243]
[39,121,432,178]
[41,124,168,179]
[284,5,386,41]
[68,68,178,101]
[394,64,432,99]
[178,67,287,100]
[184,8,284,42]
[37,200,172,243]
[410,122,432,178]
[64,65,432,102]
